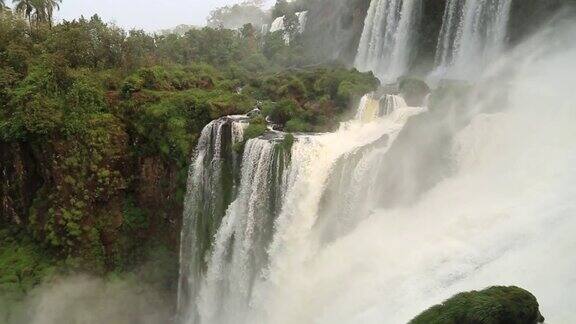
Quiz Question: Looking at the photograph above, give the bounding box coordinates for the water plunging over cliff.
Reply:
[177,94,424,323]
[432,0,512,80]
[355,0,422,82]
[179,19,576,324]
[177,116,249,323]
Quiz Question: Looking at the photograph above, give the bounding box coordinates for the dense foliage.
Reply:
[0,5,377,312]
[409,286,545,324]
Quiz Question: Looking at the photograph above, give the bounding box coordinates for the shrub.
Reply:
[266,99,299,125]
[285,118,312,132]
[409,286,545,324]
[244,123,267,140]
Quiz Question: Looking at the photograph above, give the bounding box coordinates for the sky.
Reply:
[29,0,275,32]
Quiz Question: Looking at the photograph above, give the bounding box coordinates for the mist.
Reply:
[244,13,576,324]
[1,276,171,324]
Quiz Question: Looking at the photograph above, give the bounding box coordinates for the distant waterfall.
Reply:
[268,11,309,43]
[355,0,422,82]
[433,0,512,80]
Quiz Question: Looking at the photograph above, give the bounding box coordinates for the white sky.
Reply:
[7,0,275,32]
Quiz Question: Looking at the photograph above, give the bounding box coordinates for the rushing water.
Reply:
[177,116,249,323]
[179,14,576,324]
[432,0,513,80]
[178,94,424,323]
[355,0,422,82]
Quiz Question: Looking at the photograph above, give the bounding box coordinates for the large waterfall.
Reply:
[178,16,576,324]
[178,93,423,323]
[432,0,513,80]
[354,0,422,82]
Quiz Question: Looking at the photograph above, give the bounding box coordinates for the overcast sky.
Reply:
[33,0,274,32]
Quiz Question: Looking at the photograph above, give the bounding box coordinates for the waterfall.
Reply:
[179,19,576,324]
[297,11,308,34]
[355,93,409,122]
[433,0,513,80]
[268,11,309,43]
[177,116,249,323]
[178,123,291,323]
[196,138,290,324]
[269,16,285,33]
[355,0,422,82]
[178,95,424,323]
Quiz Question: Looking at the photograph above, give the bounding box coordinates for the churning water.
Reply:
[179,16,576,324]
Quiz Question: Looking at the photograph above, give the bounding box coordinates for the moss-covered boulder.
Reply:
[409,286,545,324]
[399,78,430,107]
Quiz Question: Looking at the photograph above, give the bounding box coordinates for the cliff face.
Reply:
[0,123,182,272]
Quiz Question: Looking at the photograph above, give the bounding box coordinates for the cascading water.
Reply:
[355,93,409,122]
[355,0,422,82]
[179,16,576,324]
[432,0,513,80]
[177,115,249,323]
[178,94,425,324]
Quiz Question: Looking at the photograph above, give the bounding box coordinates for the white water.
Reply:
[432,0,512,80]
[246,21,576,324]
[197,138,286,324]
[179,94,424,324]
[177,116,249,323]
[180,17,576,324]
[355,94,408,122]
[268,11,308,43]
[355,0,421,82]
[269,16,285,33]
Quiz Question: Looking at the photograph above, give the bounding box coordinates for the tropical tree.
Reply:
[31,0,47,26]
[13,0,60,27]
[13,0,34,25]
[44,0,61,26]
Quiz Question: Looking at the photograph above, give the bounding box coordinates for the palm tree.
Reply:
[0,0,5,11]
[31,0,47,25]
[13,0,34,25]
[44,0,61,26]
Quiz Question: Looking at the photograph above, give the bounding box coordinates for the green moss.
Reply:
[122,198,149,231]
[409,286,545,324]
[281,133,295,152]
[0,229,56,314]
[285,118,312,132]
[244,123,267,140]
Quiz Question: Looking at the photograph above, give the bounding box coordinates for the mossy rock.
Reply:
[410,286,545,324]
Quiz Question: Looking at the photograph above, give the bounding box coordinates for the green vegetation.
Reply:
[0,1,377,309]
[409,286,545,324]
[257,67,378,132]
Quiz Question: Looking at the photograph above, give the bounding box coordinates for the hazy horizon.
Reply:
[6,0,274,32]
